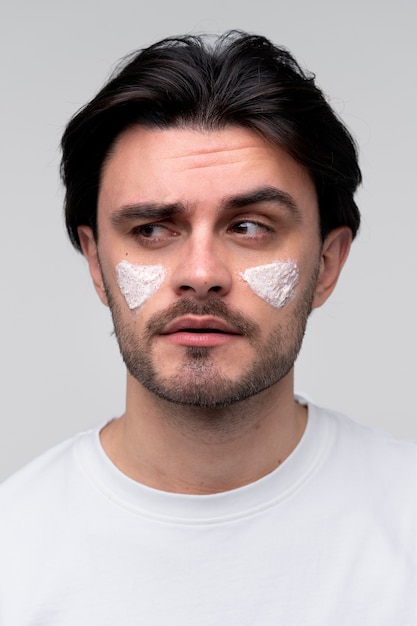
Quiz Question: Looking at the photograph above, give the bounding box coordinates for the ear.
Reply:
[78,226,109,307]
[312,226,352,309]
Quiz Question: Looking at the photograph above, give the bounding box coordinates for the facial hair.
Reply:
[102,264,319,409]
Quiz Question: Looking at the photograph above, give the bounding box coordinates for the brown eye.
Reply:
[131,223,179,247]
[132,223,173,239]
[231,221,270,236]
[139,224,163,238]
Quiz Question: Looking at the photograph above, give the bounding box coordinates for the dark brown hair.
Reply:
[61,31,361,251]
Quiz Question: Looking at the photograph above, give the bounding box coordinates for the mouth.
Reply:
[162,316,240,334]
[159,316,242,347]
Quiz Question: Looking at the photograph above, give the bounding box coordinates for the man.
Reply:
[0,31,415,625]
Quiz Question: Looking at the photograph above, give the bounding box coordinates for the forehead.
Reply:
[98,125,318,218]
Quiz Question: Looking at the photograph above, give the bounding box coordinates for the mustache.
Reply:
[145,298,260,339]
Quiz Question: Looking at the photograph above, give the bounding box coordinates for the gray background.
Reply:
[1,0,416,481]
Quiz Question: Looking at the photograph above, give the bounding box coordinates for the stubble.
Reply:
[102,267,319,409]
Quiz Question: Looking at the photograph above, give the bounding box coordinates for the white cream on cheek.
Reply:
[116,260,166,310]
[115,258,298,311]
[239,260,299,309]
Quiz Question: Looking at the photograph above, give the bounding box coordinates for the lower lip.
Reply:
[161,332,240,347]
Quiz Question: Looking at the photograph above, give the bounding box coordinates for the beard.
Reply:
[103,267,318,409]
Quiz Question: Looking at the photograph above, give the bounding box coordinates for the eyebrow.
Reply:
[110,185,301,227]
[110,203,184,227]
[222,186,300,217]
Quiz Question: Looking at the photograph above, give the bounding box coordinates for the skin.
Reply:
[79,125,351,494]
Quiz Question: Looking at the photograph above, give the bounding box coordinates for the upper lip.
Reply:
[160,316,241,335]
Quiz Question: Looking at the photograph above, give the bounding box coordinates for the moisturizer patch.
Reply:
[116,261,166,310]
[240,260,299,309]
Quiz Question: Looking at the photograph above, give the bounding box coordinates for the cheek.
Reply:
[116,260,167,310]
[239,260,299,309]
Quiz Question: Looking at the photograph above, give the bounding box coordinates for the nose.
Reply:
[170,235,232,300]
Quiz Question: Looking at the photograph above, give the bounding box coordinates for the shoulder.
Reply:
[0,428,98,518]
[319,403,416,465]
[309,401,416,504]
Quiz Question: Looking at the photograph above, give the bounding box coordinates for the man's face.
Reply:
[86,126,325,407]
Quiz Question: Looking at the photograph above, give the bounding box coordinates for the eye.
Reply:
[131,223,179,245]
[135,224,168,238]
[230,220,271,236]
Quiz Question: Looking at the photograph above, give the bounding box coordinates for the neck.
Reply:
[100,371,307,495]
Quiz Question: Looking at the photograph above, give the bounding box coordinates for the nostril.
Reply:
[180,284,222,293]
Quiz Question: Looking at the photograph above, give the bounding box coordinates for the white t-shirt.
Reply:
[0,401,415,625]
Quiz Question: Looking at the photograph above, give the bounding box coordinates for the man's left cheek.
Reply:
[239,260,299,308]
